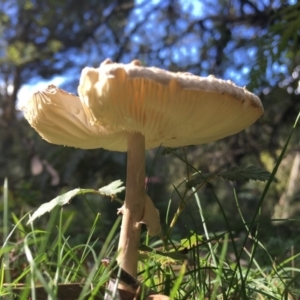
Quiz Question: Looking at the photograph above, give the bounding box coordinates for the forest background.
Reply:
[0,0,300,256]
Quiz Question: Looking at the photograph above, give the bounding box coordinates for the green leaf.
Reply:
[186,166,277,188]
[219,166,278,183]
[98,180,125,197]
[27,180,125,224]
[27,188,96,224]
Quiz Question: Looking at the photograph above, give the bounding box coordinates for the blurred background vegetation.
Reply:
[0,0,300,254]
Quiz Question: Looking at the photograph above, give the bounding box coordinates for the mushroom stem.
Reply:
[117,132,146,277]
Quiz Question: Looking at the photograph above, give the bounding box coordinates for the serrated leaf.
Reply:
[98,180,125,196]
[186,166,277,188]
[219,166,277,183]
[27,180,125,224]
[27,188,96,224]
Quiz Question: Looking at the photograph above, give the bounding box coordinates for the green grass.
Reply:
[1,113,300,299]
[0,202,121,299]
[1,180,300,299]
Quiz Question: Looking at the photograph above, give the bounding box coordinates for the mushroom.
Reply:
[23,59,263,279]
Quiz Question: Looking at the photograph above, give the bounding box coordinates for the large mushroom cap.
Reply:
[23,59,263,151]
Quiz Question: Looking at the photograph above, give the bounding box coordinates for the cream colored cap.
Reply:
[23,59,263,151]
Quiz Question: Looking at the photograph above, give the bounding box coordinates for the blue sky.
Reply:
[15,0,300,108]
